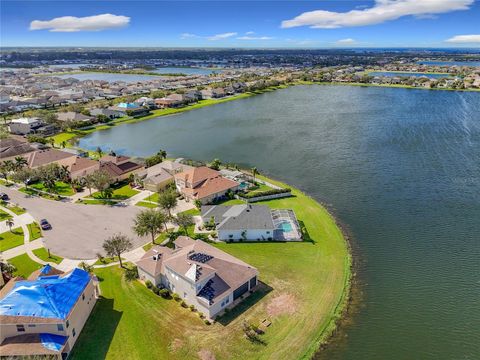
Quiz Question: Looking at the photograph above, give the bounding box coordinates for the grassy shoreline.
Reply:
[70,174,352,359]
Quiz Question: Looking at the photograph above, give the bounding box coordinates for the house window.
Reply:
[266,231,270,234]
[16,325,25,332]
[66,320,70,328]
[229,235,233,238]
[72,328,76,337]
[82,293,85,300]
[225,297,229,304]
[28,324,36,328]
[57,324,64,331]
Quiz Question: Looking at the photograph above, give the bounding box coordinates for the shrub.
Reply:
[159,288,170,298]
[145,280,153,289]
[189,305,196,312]
[240,187,291,199]
[124,266,138,281]
[172,293,180,301]
[180,300,187,308]
[152,287,160,295]
[198,312,204,319]
[204,319,211,325]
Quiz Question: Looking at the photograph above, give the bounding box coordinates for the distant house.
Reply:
[99,154,144,182]
[108,103,149,117]
[154,94,185,108]
[201,204,302,241]
[56,112,94,123]
[136,237,258,319]
[0,265,98,359]
[8,117,43,135]
[174,166,239,204]
[200,88,226,99]
[24,149,77,169]
[90,108,123,120]
[137,160,193,192]
[0,138,38,163]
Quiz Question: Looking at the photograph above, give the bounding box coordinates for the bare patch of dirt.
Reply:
[198,349,216,360]
[266,293,298,317]
[169,338,184,352]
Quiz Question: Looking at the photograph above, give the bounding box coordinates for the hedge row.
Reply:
[240,187,291,199]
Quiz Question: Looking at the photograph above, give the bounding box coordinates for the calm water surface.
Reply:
[369,71,453,79]
[80,85,480,359]
[152,67,219,75]
[54,72,159,83]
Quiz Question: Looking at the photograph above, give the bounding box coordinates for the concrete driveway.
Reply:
[1,186,148,260]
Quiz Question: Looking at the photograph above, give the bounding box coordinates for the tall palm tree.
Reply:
[14,156,28,170]
[251,167,258,183]
[6,218,14,232]
[157,149,167,160]
[59,165,71,183]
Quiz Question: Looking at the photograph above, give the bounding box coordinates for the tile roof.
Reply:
[175,167,239,200]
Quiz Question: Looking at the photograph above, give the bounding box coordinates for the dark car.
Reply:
[40,219,52,230]
[0,193,9,201]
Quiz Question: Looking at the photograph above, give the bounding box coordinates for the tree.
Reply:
[194,199,202,210]
[157,149,167,160]
[84,173,96,195]
[91,170,113,198]
[0,162,11,182]
[251,167,259,183]
[102,233,132,268]
[96,146,103,159]
[210,158,221,170]
[174,212,195,236]
[132,209,166,244]
[10,168,35,188]
[158,189,177,217]
[14,156,28,170]
[60,141,67,148]
[6,218,14,232]
[78,261,93,273]
[0,262,16,277]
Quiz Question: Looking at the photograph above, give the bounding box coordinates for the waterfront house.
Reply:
[0,265,98,359]
[90,108,123,120]
[24,149,77,169]
[56,112,94,123]
[174,166,239,204]
[201,204,302,241]
[108,103,149,117]
[136,237,258,319]
[0,138,38,163]
[99,154,144,183]
[8,117,43,135]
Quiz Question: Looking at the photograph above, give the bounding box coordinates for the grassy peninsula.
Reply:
[70,176,352,360]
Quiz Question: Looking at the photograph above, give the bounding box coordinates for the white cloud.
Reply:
[180,33,198,39]
[245,31,255,35]
[237,36,274,40]
[207,32,237,41]
[445,34,480,43]
[281,0,473,29]
[336,38,356,45]
[30,13,130,32]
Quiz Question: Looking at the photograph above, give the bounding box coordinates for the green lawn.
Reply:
[246,183,274,195]
[143,192,159,203]
[135,201,158,209]
[94,256,125,266]
[0,209,12,221]
[48,132,79,146]
[91,183,140,200]
[30,181,75,196]
[32,247,63,264]
[178,208,200,216]
[1,201,26,215]
[142,232,171,251]
[77,199,118,206]
[8,253,42,279]
[71,177,351,360]
[27,222,42,241]
[0,227,24,252]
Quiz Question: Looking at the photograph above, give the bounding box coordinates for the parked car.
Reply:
[40,219,52,230]
[0,193,9,201]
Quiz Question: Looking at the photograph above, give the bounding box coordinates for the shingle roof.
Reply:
[202,205,274,231]
[25,149,75,168]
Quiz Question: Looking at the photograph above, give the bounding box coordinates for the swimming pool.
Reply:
[278,221,293,232]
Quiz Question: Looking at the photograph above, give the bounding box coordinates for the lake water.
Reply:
[54,72,159,83]
[418,61,480,67]
[152,67,219,75]
[79,85,480,359]
[369,71,452,79]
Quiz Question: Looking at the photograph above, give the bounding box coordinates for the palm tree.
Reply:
[251,167,258,183]
[3,160,15,173]
[59,165,71,183]
[132,209,166,244]
[157,149,167,160]
[61,141,67,148]
[96,146,103,159]
[6,218,14,232]
[14,156,28,170]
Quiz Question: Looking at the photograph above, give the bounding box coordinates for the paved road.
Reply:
[1,186,147,260]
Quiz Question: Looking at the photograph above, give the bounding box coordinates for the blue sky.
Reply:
[1,1,480,48]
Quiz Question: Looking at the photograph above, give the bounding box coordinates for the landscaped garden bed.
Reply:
[0,227,24,252]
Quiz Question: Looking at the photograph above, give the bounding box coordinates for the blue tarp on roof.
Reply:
[117,102,138,109]
[40,333,67,352]
[0,267,90,319]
